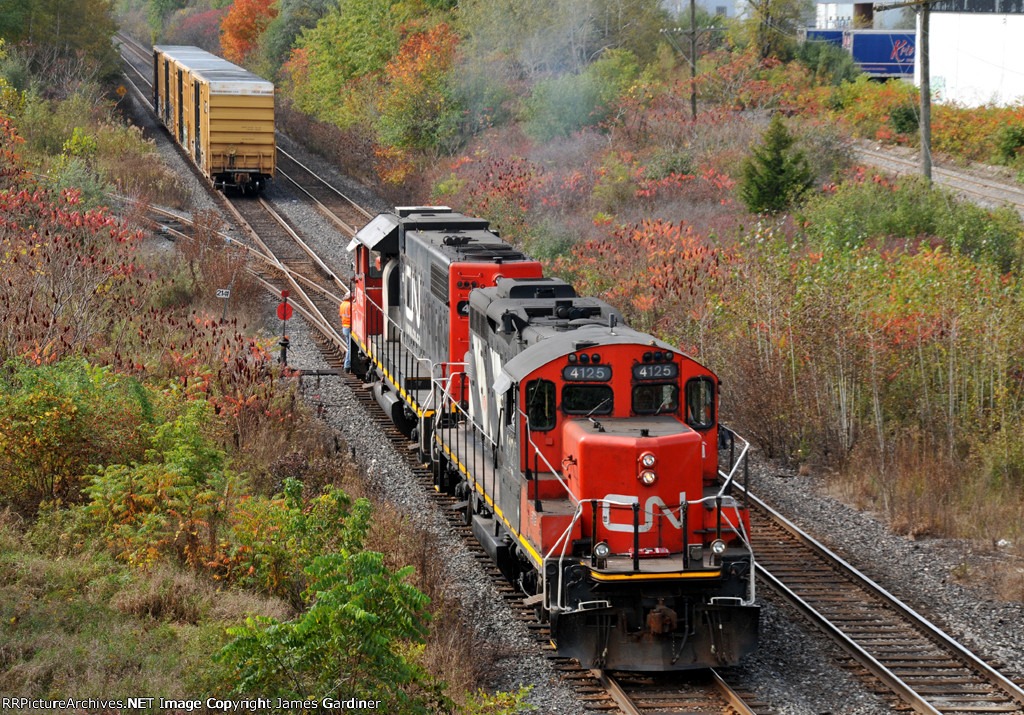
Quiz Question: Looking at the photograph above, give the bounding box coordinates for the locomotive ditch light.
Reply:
[639,469,657,486]
[710,539,727,555]
[594,541,611,558]
[640,452,656,468]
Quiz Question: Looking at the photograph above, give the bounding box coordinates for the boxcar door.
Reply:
[193,80,201,158]
[176,68,184,144]
[163,61,170,125]
[152,51,159,111]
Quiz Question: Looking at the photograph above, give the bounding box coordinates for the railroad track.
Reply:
[594,668,768,714]
[274,149,373,233]
[116,32,153,85]
[115,33,356,350]
[854,145,1024,214]
[747,489,1024,715]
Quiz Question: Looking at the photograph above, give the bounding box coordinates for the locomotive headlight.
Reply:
[593,541,611,558]
[710,539,727,555]
[640,452,656,468]
[639,469,657,486]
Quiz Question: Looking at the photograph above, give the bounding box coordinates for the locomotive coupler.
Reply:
[646,598,678,634]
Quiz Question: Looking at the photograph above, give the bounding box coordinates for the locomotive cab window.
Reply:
[368,250,384,279]
[525,379,556,432]
[632,384,679,415]
[562,384,613,415]
[685,377,716,430]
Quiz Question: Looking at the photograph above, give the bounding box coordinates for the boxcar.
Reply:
[152,46,275,193]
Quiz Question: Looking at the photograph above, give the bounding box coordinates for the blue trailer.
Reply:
[799,28,844,46]
[842,29,915,78]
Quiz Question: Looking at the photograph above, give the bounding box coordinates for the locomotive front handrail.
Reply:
[716,428,750,498]
[542,494,756,612]
[521,411,577,503]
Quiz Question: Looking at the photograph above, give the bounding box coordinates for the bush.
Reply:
[799,172,1024,271]
[643,147,694,181]
[890,103,919,135]
[216,496,451,711]
[796,40,859,86]
[997,123,1024,165]
[84,400,237,568]
[0,359,156,510]
[829,76,918,142]
[220,479,359,604]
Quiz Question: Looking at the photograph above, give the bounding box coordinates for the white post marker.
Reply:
[217,288,231,320]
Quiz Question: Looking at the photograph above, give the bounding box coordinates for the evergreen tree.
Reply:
[740,113,813,214]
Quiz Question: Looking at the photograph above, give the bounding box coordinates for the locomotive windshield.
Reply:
[562,384,613,415]
[632,384,679,415]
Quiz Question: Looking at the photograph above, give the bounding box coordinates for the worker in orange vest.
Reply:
[339,295,352,370]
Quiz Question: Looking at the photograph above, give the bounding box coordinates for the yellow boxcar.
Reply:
[152,46,275,194]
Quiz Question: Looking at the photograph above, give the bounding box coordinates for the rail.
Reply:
[746,487,1024,714]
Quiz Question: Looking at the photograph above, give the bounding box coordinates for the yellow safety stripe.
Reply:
[439,441,545,568]
[355,335,434,420]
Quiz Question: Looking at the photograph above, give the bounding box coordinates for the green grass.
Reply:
[0,513,290,711]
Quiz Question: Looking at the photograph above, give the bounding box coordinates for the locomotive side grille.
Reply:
[430,262,449,305]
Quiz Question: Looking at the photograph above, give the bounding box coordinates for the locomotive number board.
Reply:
[562,365,612,381]
[632,363,679,380]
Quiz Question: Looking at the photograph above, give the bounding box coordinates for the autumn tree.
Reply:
[257,0,334,77]
[221,0,278,65]
[290,0,411,126]
[0,0,119,79]
[554,220,730,355]
[375,22,462,171]
[735,0,814,60]
[167,8,228,52]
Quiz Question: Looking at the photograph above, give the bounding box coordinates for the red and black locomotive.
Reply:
[347,206,758,671]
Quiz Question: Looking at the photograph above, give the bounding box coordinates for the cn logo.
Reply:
[601,493,686,533]
[890,39,914,61]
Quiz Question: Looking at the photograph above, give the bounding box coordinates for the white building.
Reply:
[922,0,1024,106]
[816,2,909,29]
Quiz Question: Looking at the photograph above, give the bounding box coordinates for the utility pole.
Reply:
[874,0,935,185]
[920,2,931,185]
[690,0,698,119]
[660,9,723,120]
